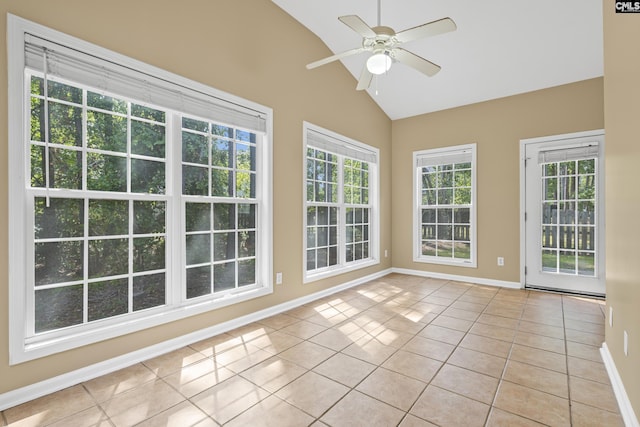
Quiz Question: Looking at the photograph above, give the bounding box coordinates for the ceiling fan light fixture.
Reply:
[366,52,392,75]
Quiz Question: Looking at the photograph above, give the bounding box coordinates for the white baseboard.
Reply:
[600,343,640,427]
[0,268,392,411]
[391,267,522,289]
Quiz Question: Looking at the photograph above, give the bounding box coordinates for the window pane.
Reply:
[87,153,126,192]
[542,249,557,272]
[422,225,435,240]
[317,248,328,268]
[558,202,575,225]
[133,237,165,273]
[544,178,557,200]
[236,130,256,143]
[437,189,452,205]
[422,208,436,224]
[437,225,452,240]
[437,209,452,224]
[578,252,595,276]
[35,285,83,333]
[186,203,211,232]
[183,165,209,196]
[87,111,127,152]
[87,92,127,113]
[542,203,557,224]
[131,104,165,122]
[578,227,595,250]
[454,225,470,242]
[214,261,236,292]
[131,159,165,194]
[236,144,256,171]
[47,80,82,103]
[238,259,255,286]
[238,204,256,229]
[236,171,255,198]
[134,201,166,234]
[306,249,316,271]
[182,132,208,165]
[542,226,557,248]
[35,241,83,286]
[31,146,83,189]
[578,201,595,225]
[454,208,470,224]
[212,139,232,168]
[88,279,128,321]
[133,273,165,310]
[559,250,576,272]
[239,231,255,258]
[437,241,453,257]
[307,207,316,226]
[131,120,166,158]
[578,175,595,199]
[214,232,235,261]
[422,241,436,256]
[35,197,84,239]
[89,199,128,236]
[89,238,128,278]
[559,176,576,200]
[186,266,211,299]
[182,117,208,132]
[454,242,471,259]
[454,188,471,205]
[578,159,595,174]
[48,102,83,146]
[211,169,233,197]
[186,234,211,265]
[214,204,236,230]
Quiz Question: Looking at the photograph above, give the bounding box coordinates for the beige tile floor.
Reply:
[0,274,624,426]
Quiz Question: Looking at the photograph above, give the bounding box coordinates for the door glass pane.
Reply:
[540,157,597,277]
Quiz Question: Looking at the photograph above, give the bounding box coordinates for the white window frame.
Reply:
[303,122,380,283]
[413,144,477,267]
[7,14,273,364]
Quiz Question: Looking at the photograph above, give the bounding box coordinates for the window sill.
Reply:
[413,257,477,268]
[303,258,379,284]
[12,284,272,365]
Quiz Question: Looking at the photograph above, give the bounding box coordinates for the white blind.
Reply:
[416,147,472,168]
[25,33,267,133]
[538,144,599,164]
[307,129,377,163]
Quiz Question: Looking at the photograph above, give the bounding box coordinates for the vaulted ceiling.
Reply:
[272,1,603,120]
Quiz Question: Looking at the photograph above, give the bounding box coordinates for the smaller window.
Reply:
[413,144,477,267]
[303,122,379,282]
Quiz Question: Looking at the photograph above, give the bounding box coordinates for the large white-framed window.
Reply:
[303,122,380,283]
[413,144,477,267]
[8,15,273,363]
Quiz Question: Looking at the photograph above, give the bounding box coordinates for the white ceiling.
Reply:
[272,0,603,120]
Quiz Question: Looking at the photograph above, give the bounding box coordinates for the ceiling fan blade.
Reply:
[306,47,366,70]
[338,15,377,39]
[394,17,457,44]
[356,66,373,91]
[393,48,441,77]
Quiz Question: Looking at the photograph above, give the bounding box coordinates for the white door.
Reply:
[522,131,605,296]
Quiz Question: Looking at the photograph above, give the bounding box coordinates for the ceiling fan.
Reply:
[306,0,457,91]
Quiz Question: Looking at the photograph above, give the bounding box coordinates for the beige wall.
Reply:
[0,0,392,393]
[391,79,604,283]
[603,2,640,418]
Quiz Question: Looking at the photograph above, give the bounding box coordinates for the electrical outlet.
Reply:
[384,249,388,258]
[609,306,613,327]
[497,257,504,266]
[624,331,629,356]
[276,272,283,285]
